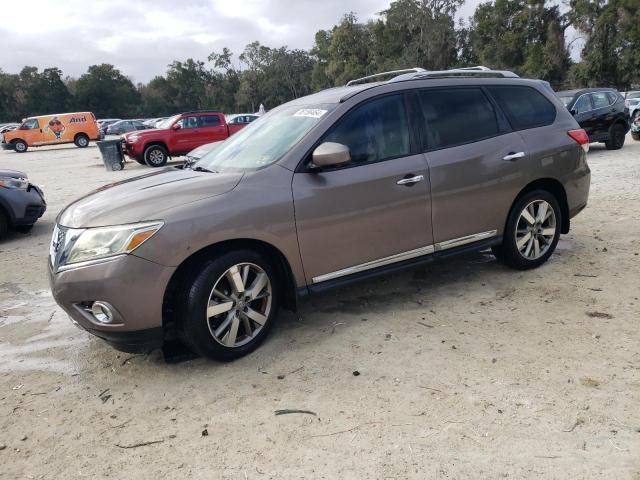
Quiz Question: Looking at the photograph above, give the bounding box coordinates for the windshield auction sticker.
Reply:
[293,109,328,118]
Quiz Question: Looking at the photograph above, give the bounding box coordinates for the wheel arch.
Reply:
[509,178,570,234]
[143,141,169,154]
[162,238,298,334]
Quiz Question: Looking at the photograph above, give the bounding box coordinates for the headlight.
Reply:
[128,135,140,142]
[54,221,163,269]
[0,176,28,190]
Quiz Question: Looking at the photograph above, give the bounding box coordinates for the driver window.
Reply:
[574,95,592,114]
[22,119,39,130]
[176,116,199,129]
[323,94,410,166]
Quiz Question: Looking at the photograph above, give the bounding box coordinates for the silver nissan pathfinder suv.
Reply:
[49,67,591,360]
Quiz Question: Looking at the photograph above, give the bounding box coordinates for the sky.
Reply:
[0,0,483,84]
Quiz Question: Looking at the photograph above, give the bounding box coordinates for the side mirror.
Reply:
[172,123,181,130]
[311,142,351,169]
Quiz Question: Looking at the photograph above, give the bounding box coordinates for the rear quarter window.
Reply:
[487,86,557,130]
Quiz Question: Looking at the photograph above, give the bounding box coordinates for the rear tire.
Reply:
[13,140,27,153]
[605,123,626,150]
[492,190,562,270]
[74,134,89,148]
[179,250,280,361]
[144,145,168,167]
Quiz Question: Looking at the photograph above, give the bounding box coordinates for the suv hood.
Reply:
[58,168,243,228]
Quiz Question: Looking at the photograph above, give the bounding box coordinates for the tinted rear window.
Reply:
[419,88,500,150]
[488,86,556,130]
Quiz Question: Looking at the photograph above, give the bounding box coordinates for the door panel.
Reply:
[293,155,433,283]
[199,115,227,144]
[425,132,527,244]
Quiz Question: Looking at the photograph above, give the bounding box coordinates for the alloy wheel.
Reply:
[515,199,557,260]
[148,149,165,165]
[205,263,272,348]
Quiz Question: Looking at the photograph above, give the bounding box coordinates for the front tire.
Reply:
[144,145,168,167]
[180,250,279,361]
[605,123,626,150]
[492,190,561,270]
[13,140,27,153]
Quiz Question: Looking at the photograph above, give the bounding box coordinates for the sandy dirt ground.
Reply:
[0,138,639,479]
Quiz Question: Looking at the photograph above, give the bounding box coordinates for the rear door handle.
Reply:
[396,174,424,186]
[503,151,526,161]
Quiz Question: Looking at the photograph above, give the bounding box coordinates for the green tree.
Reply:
[370,0,463,71]
[74,64,140,117]
[470,0,572,87]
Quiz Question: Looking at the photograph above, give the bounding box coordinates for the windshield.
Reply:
[558,96,573,107]
[194,104,332,172]
[156,114,180,129]
[627,92,640,99]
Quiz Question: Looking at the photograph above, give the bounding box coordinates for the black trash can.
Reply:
[96,140,125,171]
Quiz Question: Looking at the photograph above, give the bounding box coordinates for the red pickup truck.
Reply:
[122,111,248,167]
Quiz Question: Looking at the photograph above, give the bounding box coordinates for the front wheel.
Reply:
[492,190,561,270]
[13,140,27,153]
[144,145,168,167]
[605,123,626,150]
[180,250,279,361]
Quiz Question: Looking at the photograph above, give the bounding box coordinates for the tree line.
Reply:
[0,0,638,122]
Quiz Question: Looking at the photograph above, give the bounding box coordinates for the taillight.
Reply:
[568,129,589,153]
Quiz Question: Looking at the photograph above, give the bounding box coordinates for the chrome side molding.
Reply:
[435,230,497,251]
[312,245,435,284]
[312,230,498,284]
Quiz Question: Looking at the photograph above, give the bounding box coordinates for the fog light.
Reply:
[91,301,114,324]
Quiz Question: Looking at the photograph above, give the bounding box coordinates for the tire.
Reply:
[179,250,280,361]
[74,134,89,148]
[492,190,562,270]
[605,123,626,150]
[0,211,8,240]
[13,140,27,153]
[15,224,33,234]
[144,145,168,167]
[632,132,640,141]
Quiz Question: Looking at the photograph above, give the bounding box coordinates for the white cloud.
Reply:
[0,0,481,82]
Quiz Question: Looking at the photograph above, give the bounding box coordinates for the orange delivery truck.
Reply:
[1,112,103,153]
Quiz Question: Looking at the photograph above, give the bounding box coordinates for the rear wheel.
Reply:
[492,190,561,270]
[74,134,89,148]
[13,140,27,153]
[179,250,279,361]
[144,145,168,167]
[605,123,626,150]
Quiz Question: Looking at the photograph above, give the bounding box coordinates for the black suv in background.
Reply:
[557,88,629,150]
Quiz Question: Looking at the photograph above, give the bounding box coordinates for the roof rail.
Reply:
[388,66,519,83]
[346,68,427,86]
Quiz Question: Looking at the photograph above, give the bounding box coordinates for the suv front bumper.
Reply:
[49,253,175,353]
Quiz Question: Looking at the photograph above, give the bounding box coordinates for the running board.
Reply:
[311,230,497,284]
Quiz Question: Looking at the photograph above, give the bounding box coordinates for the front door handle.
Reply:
[503,151,526,161]
[396,174,424,186]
